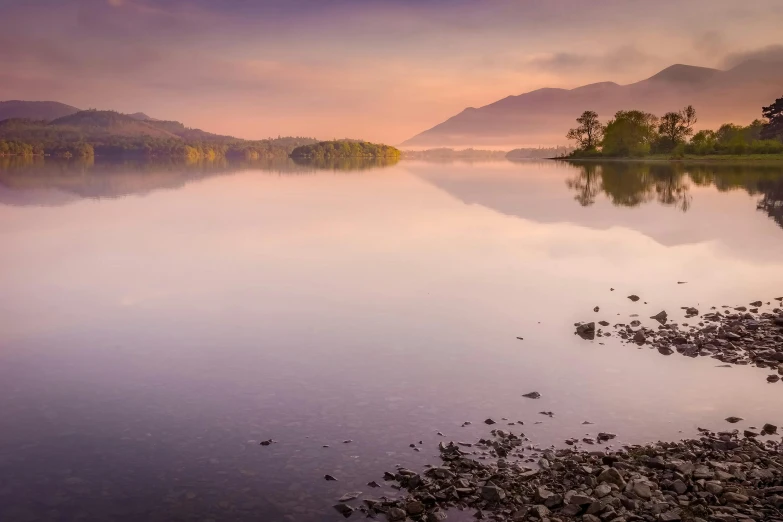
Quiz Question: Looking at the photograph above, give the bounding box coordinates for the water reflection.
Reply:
[565,160,783,226]
[290,156,399,171]
[3,158,783,522]
[0,156,397,205]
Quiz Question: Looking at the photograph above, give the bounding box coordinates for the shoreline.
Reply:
[555,154,783,164]
[342,427,783,521]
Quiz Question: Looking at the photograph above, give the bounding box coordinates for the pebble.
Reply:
[522,391,541,399]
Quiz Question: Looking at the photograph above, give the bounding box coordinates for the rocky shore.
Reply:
[575,297,783,382]
[335,428,783,522]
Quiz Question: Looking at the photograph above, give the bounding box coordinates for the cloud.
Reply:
[722,44,783,68]
[693,31,726,57]
[528,46,655,75]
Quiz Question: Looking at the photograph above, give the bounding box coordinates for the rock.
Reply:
[594,306,600,312]
[367,481,381,488]
[725,416,743,423]
[762,423,778,434]
[671,479,687,495]
[743,429,758,437]
[659,510,682,521]
[484,418,496,425]
[406,501,425,516]
[339,492,362,502]
[650,311,668,324]
[632,481,652,499]
[324,474,338,481]
[750,301,763,307]
[481,484,506,502]
[598,468,626,489]
[597,432,616,442]
[577,322,596,340]
[387,507,407,521]
[723,492,749,503]
[522,391,541,399]
[568,493,596,505]
[595,483,612,498]
[259,439,274,446]
[333,503,354,517]
[705,481,724,495]
[768,374,780,382]
[633,331,646,344]
[628,295,640,302]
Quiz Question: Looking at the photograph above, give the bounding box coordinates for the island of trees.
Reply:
[565,96,783,159]
[290,140,401,160]
[0,110,318,160]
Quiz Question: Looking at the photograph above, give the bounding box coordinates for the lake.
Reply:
[1,157,783,522]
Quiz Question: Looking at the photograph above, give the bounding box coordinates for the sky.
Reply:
[1,0,782,144]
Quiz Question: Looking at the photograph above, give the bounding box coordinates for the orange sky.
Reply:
[1,0,782,144]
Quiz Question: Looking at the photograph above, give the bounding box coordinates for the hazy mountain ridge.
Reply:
[0,101,80,122]
[403,60,783,148]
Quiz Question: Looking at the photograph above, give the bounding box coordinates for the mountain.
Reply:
[50,110,179,139]
[128,112,158,121]
[0,100,80,122]
[403,60,783,148]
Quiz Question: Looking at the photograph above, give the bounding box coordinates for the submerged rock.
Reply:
[522,391,541,399]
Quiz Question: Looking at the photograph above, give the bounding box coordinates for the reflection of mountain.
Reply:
[410,160,783,258]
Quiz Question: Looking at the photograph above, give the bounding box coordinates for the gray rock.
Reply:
[632,481,652,500]
[333,503,354,517]
[338,492,362,502]
[481,484,506,502]
[659,510,682,521]
[651,311,668,324]
[725,416,743,424]
[671,479,687,495]
[723,492,749,503]
[599,468,626,489]
[406,501,425,516]
[595,483,612,498]
[522,391,541,399]
[387,507,407,521]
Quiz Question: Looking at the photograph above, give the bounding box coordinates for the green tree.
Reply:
[601,110,658,157]
[566,110,604,150]
[656,105,697,152]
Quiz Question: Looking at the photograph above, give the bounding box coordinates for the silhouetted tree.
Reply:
[761,96,783,140]
[566,111,604,150]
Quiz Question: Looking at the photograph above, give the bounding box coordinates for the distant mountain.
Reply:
[403,60,783,148]
[128,112,158,121]
[0,100,80,122]
[50,110,179,139]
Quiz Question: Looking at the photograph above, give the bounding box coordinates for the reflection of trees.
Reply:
[290,156,399,171]
[565,163,601,206]
[757,177,783,229]
[565,162,691,211]
[564,160,783,225]
[0,156,398,204]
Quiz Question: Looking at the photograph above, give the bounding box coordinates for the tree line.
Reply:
[566,96,783,157]
[0,116,318,160]
[290,140,401,160]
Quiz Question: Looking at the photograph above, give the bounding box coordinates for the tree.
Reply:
[657,105,697,148]
[566,111,604,150]
[601,110,659,157]
[761,96,783,140]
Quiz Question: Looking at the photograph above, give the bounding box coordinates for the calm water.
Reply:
[1,157,783,521]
